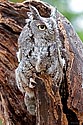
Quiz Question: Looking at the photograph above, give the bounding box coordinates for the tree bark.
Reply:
[0,0,83,125]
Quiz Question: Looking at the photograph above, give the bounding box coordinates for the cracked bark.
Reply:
[0,0,83,125]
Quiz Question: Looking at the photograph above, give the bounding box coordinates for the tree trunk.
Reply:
[0,0,83,125]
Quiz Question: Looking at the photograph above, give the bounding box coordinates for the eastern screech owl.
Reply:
[15,5,66,115]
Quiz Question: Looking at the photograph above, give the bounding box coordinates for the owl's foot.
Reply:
[28,78,37,88]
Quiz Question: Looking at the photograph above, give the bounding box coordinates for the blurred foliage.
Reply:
[9,0,83,41]
[0,120,2,125]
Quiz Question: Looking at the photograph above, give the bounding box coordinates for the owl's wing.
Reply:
[17,22,34,60]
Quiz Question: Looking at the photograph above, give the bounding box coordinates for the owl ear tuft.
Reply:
[28,5,40,20]
[50,7,57,19]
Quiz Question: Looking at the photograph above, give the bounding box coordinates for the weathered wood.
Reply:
[0,0,83,125]
[0,1,36,124]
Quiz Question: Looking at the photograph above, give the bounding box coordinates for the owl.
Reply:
[15,5,66,115]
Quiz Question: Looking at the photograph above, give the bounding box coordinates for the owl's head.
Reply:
[27,5,58,41]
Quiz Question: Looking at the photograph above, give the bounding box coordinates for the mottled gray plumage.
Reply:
[15,5,66,115]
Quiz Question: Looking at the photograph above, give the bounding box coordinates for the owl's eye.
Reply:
[37,25,47,30]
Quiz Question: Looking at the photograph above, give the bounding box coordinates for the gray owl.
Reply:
[15,5,66,115]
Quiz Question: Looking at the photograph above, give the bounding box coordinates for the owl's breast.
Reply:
[29,43,58,73]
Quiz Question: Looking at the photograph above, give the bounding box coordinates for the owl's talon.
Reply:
[29,78,37,88]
